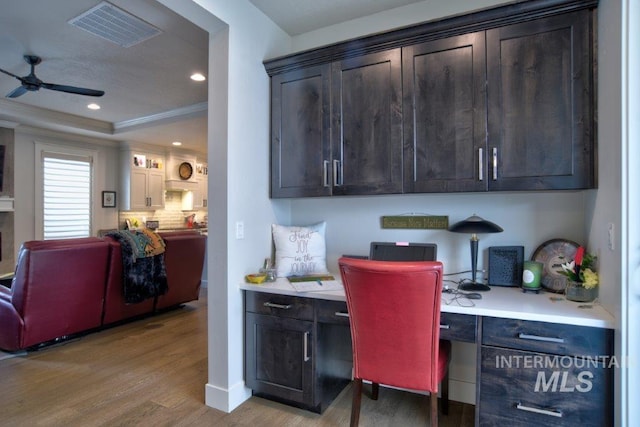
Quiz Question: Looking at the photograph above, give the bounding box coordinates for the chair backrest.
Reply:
[338,257,444,392]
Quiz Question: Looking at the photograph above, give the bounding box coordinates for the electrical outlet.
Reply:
[235,221,244,240]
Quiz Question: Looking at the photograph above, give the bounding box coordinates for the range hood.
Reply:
[165,180,197,191]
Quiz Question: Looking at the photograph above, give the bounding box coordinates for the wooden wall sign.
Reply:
[381,215,449,230]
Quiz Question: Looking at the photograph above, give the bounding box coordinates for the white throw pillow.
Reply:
[272,222,329,277]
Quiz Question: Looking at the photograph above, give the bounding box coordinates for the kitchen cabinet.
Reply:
[403,32,487,193]
[244,291,351,413]
[270,50,402,198]
[265,0,596,198]
[120,150,165,210]
[270,64,331,198]
[486,10,595,190]
[479,317,613,426]
[193,162,208,209]
[330,49,403,195]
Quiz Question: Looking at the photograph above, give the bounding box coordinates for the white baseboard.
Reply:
[205,380,252,413]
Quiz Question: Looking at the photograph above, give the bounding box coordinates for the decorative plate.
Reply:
[531,238,580,292]
[178,161,193,180]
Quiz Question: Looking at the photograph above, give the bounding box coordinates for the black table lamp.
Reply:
[449,214,503,291]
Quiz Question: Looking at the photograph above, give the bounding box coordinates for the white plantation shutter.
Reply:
[43,154,92,240]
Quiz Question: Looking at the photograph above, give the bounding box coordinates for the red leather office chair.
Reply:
[338,257,450,427]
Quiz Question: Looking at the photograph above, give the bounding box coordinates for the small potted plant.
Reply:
[558,247,599,302]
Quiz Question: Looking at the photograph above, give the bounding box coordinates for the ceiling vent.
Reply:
[68,1,162,48]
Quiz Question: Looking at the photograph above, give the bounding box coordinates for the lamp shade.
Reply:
[448,214,503,234]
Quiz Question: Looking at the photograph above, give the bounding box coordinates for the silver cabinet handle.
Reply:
[263,302,292,310]
[323,160,330,187]
[516,402,563,418]
[518,333,565,344]
[440,324,451,330]
[478,148,483,181]
[334,311,350,318]
[333,159,342,186]
[303,331,310,361]
[492,147,498,180]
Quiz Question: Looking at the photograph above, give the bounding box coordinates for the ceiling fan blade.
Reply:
[6,86,28,98]
[41,83,104,97]
[0,67,22,80]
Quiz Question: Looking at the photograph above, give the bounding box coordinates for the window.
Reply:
[35,145,95,240]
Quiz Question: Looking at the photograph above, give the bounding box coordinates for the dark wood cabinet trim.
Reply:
[264,0,598,76]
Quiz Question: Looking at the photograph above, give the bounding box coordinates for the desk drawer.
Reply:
[439,313,476,342]
[245,291,314,321]
[479,346,613,426]
[316,300,350,325]
[482,317,612,357]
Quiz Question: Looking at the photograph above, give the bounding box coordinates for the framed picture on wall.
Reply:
[102,191,116,208]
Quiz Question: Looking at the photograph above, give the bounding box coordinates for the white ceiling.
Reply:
[248,0,426,36]
[0,0,426,153]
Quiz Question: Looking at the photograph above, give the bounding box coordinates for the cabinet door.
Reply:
[130,169,149,210]
[245,312,315,407]
[271,64,331,198]
[486,10,595,190]
[147,169,165,209]
[403,32,487,193]
[193,176,207,208]
[331,49,403,195]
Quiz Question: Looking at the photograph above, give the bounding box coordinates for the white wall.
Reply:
[159,0,292,413]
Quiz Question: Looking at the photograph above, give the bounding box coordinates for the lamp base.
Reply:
[459,282,491,292]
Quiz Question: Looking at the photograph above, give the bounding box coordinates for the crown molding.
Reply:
[113,102,208,134]
[0,98,113,135]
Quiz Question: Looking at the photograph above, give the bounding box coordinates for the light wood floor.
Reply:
[0,289,475,426]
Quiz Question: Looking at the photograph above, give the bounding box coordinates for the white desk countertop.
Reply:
[240,277,615,329]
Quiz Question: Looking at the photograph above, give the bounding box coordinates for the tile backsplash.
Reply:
[119,191,207,230]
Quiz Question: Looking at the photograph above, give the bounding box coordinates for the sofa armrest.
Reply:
[0,285,11,301]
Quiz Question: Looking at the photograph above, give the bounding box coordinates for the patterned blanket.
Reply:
[105,230,168,304]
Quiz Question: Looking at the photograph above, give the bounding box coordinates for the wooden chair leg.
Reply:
[441,369,449,415]
[351,379,363,427]
[371,382,379,400]
[430,392,438,427]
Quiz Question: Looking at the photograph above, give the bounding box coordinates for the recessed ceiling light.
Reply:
[172,141,182,146]
[190,73,206,82]
[87,103,101,110]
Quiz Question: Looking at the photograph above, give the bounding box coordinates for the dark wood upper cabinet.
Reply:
[331,49,403,195]
[266,0,597,198]
[271,64,331,198]
[486,9,595,190]
[403,32,488,193]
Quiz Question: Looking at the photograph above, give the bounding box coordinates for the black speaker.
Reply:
[488,246,524,286]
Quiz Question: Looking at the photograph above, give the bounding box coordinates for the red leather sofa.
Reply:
[0,231,206,351]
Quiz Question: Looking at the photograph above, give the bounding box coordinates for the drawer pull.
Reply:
[492,147,498,180]
[263,302,292,310]
[518,333,565,344]
[323,160,330,187]
[478,148,483,181]
[516,402,563,418]
[334,311,350,318]
[303,332,310,362]
[440,324,451,330]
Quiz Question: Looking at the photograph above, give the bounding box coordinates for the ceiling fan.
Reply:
[0,55,104,98]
